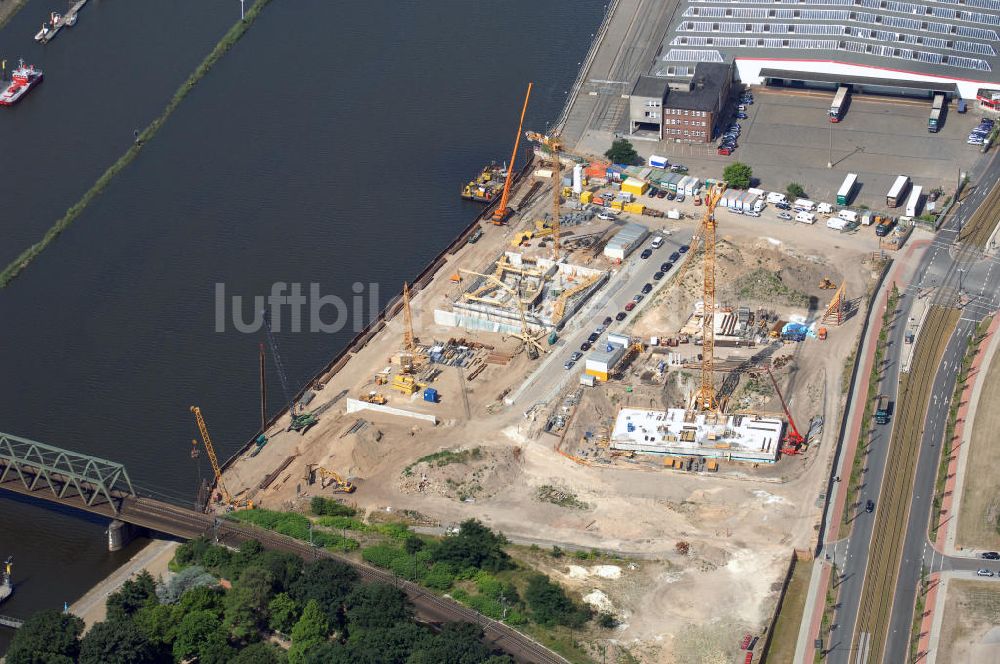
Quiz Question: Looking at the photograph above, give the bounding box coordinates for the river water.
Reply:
[0,0,604,647]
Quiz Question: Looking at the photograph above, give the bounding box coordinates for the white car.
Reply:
[977,568,995,577]
[777,211,793,220]
[746,210,761,217]
[597,211,617,221]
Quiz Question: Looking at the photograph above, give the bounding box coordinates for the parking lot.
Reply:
[630,86,990,213]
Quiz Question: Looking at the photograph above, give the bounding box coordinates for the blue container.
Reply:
[423,388,438,403]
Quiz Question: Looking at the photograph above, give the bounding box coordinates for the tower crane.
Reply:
[764,366,806,454]
[524,130,563,261]
[491,82,533,225]
[458,268,546,359]
[263,311,318,433]
[397,281,425,371]
[693,183,726,412]
[190,406,253,510]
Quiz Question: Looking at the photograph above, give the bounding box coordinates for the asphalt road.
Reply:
[822,155,1000,663]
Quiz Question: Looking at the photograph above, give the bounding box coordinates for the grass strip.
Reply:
[929,316,991,541]
[0,0,273,288]
[842,285,899,526]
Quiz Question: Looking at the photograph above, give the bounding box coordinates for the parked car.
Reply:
[670,164,688,173]
[775,201,791,210]
[587,332,600,343]
[564,360,576,370]
[624,301,636,312]
[661,261,674,271]
[632,294,644,303]
[718,146,733,156]
[977,569,995,577]
[603,316,613,327]
[653,271,664,280]
[676,193,685,202]
[640,248,653,259]
[982,551,1000,560]
[571,351,583,362]
[746,210,761,217]
[657,190,667,198]
[777,211,793,220]
[647,188,658,198]
[580,341,592,351]
[615,311,627,321]
[670,251,681,261]
[641,283,653,294]
[597,211,617,221]
[679,245,689,253]
[666,191,676,201]
[865,500,875,513]
[736,112,748,119]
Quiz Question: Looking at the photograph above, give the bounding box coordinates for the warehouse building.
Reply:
[611,408,784,463]
[629,62,733,142]
[653,0,1000,100]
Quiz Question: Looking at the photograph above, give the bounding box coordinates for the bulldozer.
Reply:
[818,277,837,290]
[360,391,387,405]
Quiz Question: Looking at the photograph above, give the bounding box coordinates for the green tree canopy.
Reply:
[524,574,590,628]
[787,182,806,198]
[133,603,180,650]
[407,622,510,664]
[289,559,357,626]
[231,641,288,664]
[430,519,512,573]
[226,566,276,642]
[106,570,157,622]
[268,592,300,635]
[288,599,330,664]
[172,609,229,663]
[722,162,753,190]
[78,619,159,664]
[404,535,425,555]
[604,138,641,166]
[345,583,412,633]
[5,609,84,664]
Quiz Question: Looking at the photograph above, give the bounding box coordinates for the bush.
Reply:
[430,519,512,573]
[524,574,590,628]
[310,496,356,517]
[787,182,806,199]
[362,544,406,569]
[315,515,366,531]
[424,562,457,590]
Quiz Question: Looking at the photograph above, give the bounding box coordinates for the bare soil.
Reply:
[938,578,1000,664]
[957,342,1000,550]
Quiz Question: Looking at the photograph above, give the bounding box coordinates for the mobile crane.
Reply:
[263,311,318,434]
[190,406,253,510]
[491,82,533,225]
[764,366,805,455]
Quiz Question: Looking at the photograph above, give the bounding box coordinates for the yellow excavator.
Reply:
[190,406,253,510]
[306,464,356,493]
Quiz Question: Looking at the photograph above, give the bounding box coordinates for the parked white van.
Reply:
[793,199,816,212]
[796,211,816,224]
[838,209,859,223]
[766,192,787,205]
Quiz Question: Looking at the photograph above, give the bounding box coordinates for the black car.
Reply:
[640,248,653,259]
[678,245,690,253]
[865,500,875,514]
[647,188,658,198]
[982,551,1000,560]
[603,316,613,327]
[615,311,627,321]
[587,332,600,343]
[656,190,667,198]
[666,191,676,201]
[669,251,681,261]
[641,283,653,294]
[653,271,664,281]
[580,341,592,352]
[659,262,671,272]
[775,202,791,210]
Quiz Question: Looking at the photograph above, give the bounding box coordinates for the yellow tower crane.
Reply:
[693,183,726,412]
[524,130,563,261]
[402,281,415,353]
[190,406,253,510]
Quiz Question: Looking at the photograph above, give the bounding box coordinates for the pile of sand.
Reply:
[395,445,523,502]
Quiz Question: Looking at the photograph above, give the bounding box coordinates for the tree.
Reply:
[404,536,425,556]
[106,570,157,622]
[133,603,180,650]
[233,642,288,664]
[156,564,216,603]
[604,138,641,166]
[226,566,276,642]
[79,619,158,664]
[524,574,590,628]
[6,610,84,664]
[430,519,512,572]
[172,609,229,663]
[268,592,300,635]
[289,559,358,626]
[345,583,412,632]
[310,496,356,517]
[177,583,226,617]
[722,162,752,189]
[787,182,806,199]
[288,599,330,664]
[408,622,508,664]
[251,550,304,593]
[343,621,429,664]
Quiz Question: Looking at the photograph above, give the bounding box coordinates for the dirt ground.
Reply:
[957,342,1000,550]
[220,170,885,661]
[938,579,1000,664]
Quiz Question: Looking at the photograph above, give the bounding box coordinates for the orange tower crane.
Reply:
[694,183,726,412]
[491,82,533,225]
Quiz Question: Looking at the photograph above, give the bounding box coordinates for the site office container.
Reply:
[827,217,848,230]
[649,155,669,169]
[793,198,816,211]
[838,209,859,223]
[685,178,700,196]
[795,211,816,224]
[766,191,787,204]
[677,176,692,194]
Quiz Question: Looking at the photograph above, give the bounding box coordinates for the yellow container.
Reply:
[580,191,593,204]
[621,177,648,196]
[625,202,645,214]
[610,201,624,211]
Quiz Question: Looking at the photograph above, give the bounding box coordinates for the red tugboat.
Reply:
[0,60,43,106]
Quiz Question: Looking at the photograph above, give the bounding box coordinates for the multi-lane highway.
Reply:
[816,154,1000,663]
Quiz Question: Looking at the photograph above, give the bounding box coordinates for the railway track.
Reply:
[848,237,982,662]
[122,497,567,664]
[958,178,1000,248]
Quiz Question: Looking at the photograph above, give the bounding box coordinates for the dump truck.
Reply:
[875,395,891,425]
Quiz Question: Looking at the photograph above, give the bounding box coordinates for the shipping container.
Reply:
[621,177,647,196]
[887,175,910,208]
[649,155,669,169]
[827,217,848,230]
[906,185,923,217]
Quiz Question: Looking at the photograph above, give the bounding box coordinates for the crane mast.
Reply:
[402,281,415,353]
[491,82,533,225]
[694,184,725,411]
[190,406,233,505]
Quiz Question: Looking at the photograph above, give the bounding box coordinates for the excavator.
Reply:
[306,464,356,493]
[764,367,806,455]
[190,406,254,510]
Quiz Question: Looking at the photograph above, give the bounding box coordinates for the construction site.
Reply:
[213,82,890,662]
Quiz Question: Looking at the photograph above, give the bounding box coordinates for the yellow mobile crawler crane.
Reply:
[306,464,356,493]
[190,406,253,511]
